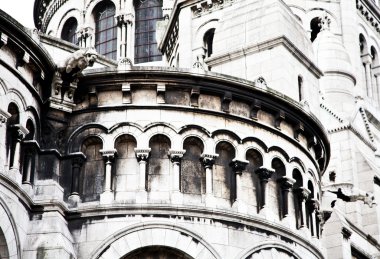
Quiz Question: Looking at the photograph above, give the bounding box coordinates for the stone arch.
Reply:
[84,0,119,25]
[109,122,144,146]
[0,196,21,259]
[306,8,339,35]
[67,124,107,152]
[236,241,302,259]
[142,123,179,149]
[25,106,41,140]
[212,130,240,158]
[89,221,221,259]
[289,157,306,174]
[179,125,210,150]
[6,89,27,112]
[57,8,81,39]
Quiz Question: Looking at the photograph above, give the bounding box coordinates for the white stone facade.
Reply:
[0,0,380,258]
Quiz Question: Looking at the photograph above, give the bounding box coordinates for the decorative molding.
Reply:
[135,148,151,162]
[201,153,219,168]
[320,102,345,123]
[356,0,380,35]
[191,0,236,18]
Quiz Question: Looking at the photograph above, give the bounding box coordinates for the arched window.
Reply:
[271,158,286,219]
[148,134,171,192]
[306,180,315,235]
[25,119,35,140]
[61,17,78,45]
[310,17,321,42]
[115,135,138,193]
[245,149,263,208]
[81,137,104,202]
[124,246,193,259]
[134,0,163,63]
[371,46,379,103]
[22,119,36,185]
[214,141,235,203]
[181,137,204,197]
[94,1,117,59]
[292,169,303,229]
[204,28,215,58]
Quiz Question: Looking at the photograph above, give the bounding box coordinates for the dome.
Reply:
[313,28,355,82]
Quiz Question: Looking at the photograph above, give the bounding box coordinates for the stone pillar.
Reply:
[255,167,274,210]
[116,13,134,60]
[8,125,28,184]
[277,177,295,218]
[201,153,218,206]
[100,149,117,204]
[169,150,185,204]
[306,198,319,238]
[135,148,150,203]
[77,27,94,48]
[363,55,373,98]
[68,155,85,206]
[22,148,34,185]
[373,66,380,105]
[231,159,248,212]
[293,187,310,229]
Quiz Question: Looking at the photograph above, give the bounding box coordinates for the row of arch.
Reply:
[59,0,163,63]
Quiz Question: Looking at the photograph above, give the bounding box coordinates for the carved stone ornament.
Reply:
[201,153,219,168]
[255,167,274,181]
[168,150,186,163]
[322,183,376,208]
[135,148,151,162]
[57,48,97,76]
[230,159,248,173]
[254,76,267,89]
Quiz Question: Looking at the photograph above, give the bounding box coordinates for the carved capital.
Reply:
[278,176,296,190]
[293,187,311,201]
[135,148,151,162]
[115,13,134,25]
[0,109,11,124]
[168,150,186,163]
[201,153,219,168]
[306,198,320,212]
[100,149,117,160]
[255,167,274,182]
[230,159,248,173]
[9,124,29,141]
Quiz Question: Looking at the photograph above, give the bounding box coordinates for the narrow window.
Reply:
[134,0,163,63]
[61,17,78,45]
[214,141,235,203]
[310,17,321,42]
[298,75,303,101]
[94,1,117,59]
[204,29,215,58]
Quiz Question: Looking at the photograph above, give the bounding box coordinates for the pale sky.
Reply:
[0,1,35,28]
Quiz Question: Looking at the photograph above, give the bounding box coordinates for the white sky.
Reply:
[0,1,35,28]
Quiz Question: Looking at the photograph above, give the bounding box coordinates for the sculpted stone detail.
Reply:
[57,48,97,76]
[254,76,267,89]
[191,0,236,17]
[323,183,376,208]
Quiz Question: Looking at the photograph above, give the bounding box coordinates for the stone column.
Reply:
[362,55,373,98]
[201,153,218,206]
[231,159,248,212]
[0,111,10,172]
[293,187,310,229]
[306,198,319,238]
[135,148,150,203]
[255,167,274,210]
[116,13,134,61]
[22,148,34,185]
[10,127,27,171]
[100,149,117,204]
[277,176,295,218]
[373,66,380,105]
[68,155,85,206]
[169,150,185,204]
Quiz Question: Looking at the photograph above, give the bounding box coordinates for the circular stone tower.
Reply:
[0,0,331,258]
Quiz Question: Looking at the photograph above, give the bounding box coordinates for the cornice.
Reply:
[357,0,380,35]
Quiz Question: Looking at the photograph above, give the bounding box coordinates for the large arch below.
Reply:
[89,222,221,259]
[0,196,21,259]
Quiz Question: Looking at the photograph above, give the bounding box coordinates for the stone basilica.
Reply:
[1,0,380,258]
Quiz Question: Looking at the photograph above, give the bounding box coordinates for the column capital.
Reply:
[277,176,296,190]
[9,124,29,140]
[115,13,134,25]
[373,65,380,76]
[255,167,274,181]
[135,148,151,161]
[168,150,186,163]
[201,153,219,168]
[230,159,248,173]
[306,198,320,211]
[361,53,373,64]
[293,187,311,201]
[100,149,117,160]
